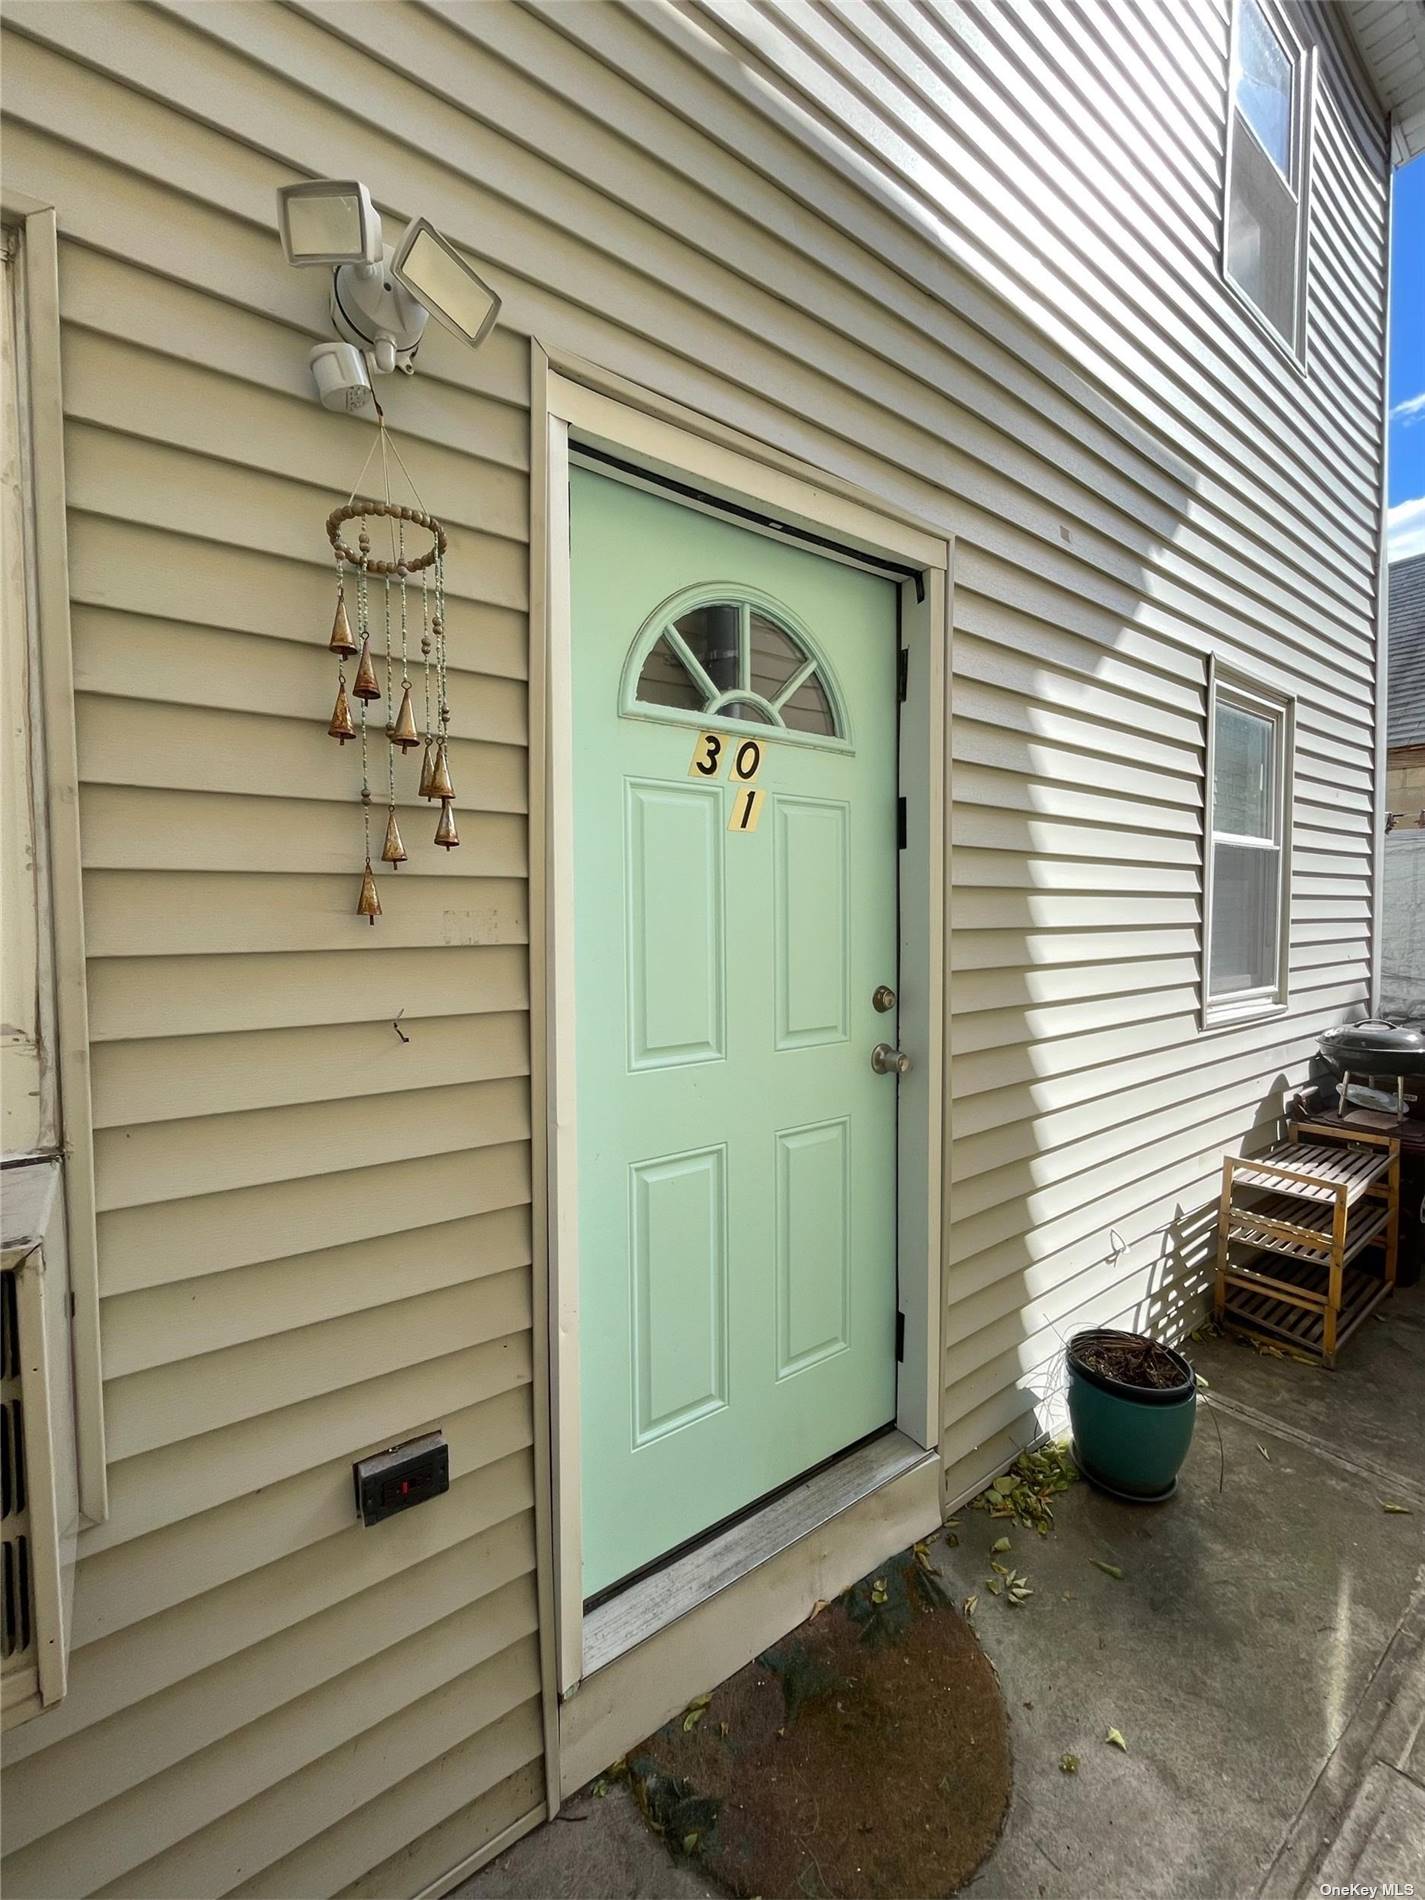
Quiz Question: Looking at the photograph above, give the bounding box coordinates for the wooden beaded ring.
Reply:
[326,499,448,576]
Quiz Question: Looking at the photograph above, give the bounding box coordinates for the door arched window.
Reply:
[621,585,851,747]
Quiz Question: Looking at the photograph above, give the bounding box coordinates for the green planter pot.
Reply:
[1066,1331,1196,1503]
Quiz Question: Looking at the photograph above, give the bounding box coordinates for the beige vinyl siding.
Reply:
[0,0,1385,1887]
[0,2,546,1888]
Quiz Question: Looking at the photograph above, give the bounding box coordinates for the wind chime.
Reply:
[324,481,458,923]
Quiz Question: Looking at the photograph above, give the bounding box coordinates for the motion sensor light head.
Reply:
[277,181,503,411]
[277,180,382,269]
[391,218,502,350]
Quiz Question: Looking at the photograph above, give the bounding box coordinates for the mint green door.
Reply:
[572,467,899,1599]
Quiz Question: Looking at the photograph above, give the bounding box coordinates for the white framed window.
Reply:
[1202,659,1294,1027]
[1222,0,1313,362]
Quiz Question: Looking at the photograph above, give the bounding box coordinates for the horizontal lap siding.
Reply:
[0,5,547,1891]
[0,0,1385,1886]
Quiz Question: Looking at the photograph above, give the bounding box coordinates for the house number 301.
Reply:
[688,731,762,783]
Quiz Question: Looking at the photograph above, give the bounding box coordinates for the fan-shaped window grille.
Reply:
[627,592,846,743]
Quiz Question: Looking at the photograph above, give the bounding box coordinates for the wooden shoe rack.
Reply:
[1213,1120,1399,1366]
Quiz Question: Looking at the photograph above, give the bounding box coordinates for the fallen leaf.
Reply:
[1381,1502,1413,1515]
[808,1597,829,1620]
[1257,1444,1271,1462]
[1105,1728,1128,1752]
[991,1536,1011,1554]
[993,1475,1017,1495]
[1195,1371,1211,1388]
[1091,1560,1125,1580]
[871,1577,888,1605]
[1060,1753,1079,1774]
[986,1577,1002,1595]
[963,1594,978,1616]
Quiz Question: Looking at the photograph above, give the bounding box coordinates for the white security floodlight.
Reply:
[277,180,382,270]
[392,218,502,351]
[276,182,502,410]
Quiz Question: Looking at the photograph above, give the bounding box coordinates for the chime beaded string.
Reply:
[435,550,448,751]
[421,568,432,748]
[383,569,396,824]
[333,549,348,702]
[357,522,372,864]
[399,523,410,699]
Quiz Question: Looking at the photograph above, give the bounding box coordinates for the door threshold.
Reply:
[579,1429,935,1682]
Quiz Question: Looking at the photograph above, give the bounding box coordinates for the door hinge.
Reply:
[897,796,907,849]
[897,647,908,701]
[895,1311,905,1362]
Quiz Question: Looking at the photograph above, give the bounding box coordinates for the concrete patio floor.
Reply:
[463,1286,1425,1900]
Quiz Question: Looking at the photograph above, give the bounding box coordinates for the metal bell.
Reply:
[418,741,438,799]
[381,810,407,867]
[353,637,381,702]
[390,683,420,751]
[434,799,460,850]
[327,685,356,743]
[426,742,455,802]
[329,595,357,656]
[357,859,381,924]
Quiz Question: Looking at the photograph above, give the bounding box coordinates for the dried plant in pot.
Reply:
[1066,1329,1197,1503]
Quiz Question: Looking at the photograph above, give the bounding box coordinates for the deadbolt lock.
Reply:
[872,985,897,1013]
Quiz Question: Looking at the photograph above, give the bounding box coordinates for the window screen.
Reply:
[1224,0,1307,354]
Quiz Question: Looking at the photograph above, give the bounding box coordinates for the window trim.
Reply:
[1220,0,1315,370]
[2,191,107,1525]
[1201,655,1295,1030]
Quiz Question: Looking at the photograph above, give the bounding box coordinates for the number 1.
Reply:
[727,787,765,833]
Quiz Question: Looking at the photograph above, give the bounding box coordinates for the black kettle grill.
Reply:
[1316,1016,1425,1085]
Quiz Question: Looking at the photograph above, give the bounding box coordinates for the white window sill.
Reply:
[1202,996,1290,1032]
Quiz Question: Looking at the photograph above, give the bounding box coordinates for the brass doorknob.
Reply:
[871,1043,911,1076]
[872,985,896,1013]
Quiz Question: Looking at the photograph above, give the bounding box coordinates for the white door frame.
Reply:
[532,346,950,1698]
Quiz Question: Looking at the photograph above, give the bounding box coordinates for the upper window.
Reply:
[1223,0,1311,359]
[628,590,846,743]
[1203,663,1294,1025]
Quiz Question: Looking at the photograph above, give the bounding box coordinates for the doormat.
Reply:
[625,1542,1011,1898]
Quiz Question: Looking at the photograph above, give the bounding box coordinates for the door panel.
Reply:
[629,1145,728,1445]
[774,796,850,1049]
[572,467,899,1599]
[624,780,725,1070]
[775,1117,851,1378]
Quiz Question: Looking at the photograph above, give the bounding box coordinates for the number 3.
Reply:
[688,731,723,778]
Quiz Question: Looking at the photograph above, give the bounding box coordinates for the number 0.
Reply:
[730,739,762,783]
